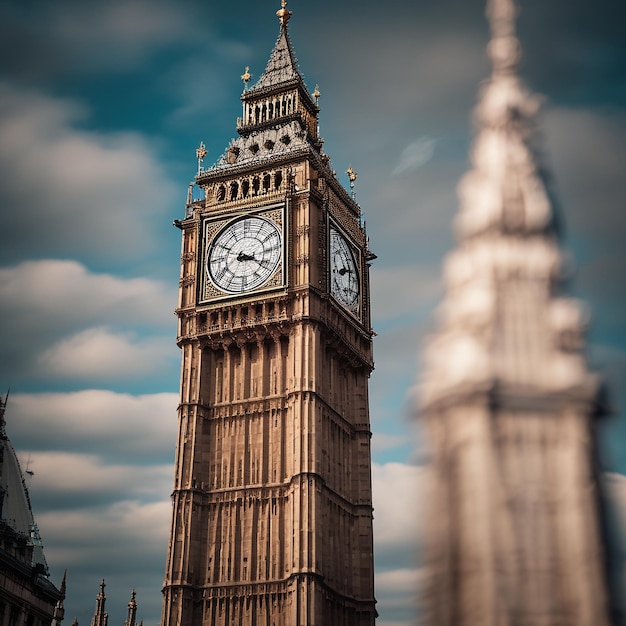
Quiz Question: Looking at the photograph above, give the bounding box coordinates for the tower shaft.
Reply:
[161,5,376,624]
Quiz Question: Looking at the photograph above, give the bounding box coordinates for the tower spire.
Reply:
[123,589,137,626]
[247,0,304,93]
[52,571,67,626]
[486,0,521,74]
[454,0,551,242]
[90,580,108,626]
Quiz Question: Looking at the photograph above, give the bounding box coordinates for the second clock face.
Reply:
[330,226,360,312]
[207,216,282,293]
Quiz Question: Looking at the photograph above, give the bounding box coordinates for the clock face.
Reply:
[330,226,360,312]
[207,216,282,293]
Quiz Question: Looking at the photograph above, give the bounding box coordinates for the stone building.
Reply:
[0,393,64,626]
[418,0,616,624]
[161,2,377,624]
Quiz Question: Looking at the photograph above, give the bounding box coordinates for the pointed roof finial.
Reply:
[52,570,67,626]
[195,141,207,175]
[486,0,521,74]
[313,84,320,104]
[60,570,67,598]
[91,580,108,626]
[124,589,137,626]
[277,0,292,28]
[241,66,251,90]
[346,166,358,200]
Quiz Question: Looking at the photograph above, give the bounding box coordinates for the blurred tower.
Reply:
[419,0,614,624]
[161,2,376,624]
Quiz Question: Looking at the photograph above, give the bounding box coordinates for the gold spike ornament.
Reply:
[277,0,292,27]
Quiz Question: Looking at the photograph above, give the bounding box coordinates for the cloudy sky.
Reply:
[0,0,624,624]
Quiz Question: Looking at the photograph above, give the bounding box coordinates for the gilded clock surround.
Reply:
[201,205,285,301]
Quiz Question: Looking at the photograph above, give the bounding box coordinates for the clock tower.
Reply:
[161,3,377,625]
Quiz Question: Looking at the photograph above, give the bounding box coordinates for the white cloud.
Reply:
[39,499,171,564]
[0,259,175,327]
[372,462,424,551]
[26,452,172,503]
[37,327,174,380]
[51,1,191,68]
[376,567,422,596]
[9,390,178,461]
[372,433,408,455]
[0,82,177,265]
[38,499,171,626]
[392,136,438,176]
[375,568,422,626]
[7,392,179,626]
[1,0,200,78]
[0,260,178,383]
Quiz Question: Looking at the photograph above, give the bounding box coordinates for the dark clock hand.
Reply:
[338,267,352,276]
[237,251,255,262]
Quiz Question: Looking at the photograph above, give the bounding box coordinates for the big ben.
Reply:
[161,3,377,625]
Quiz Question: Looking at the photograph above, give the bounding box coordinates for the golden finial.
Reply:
[277,0,292,27]
[346,166,358,200]
[313,84,321,104]
[241,66,251,89]
[196,141,207,174]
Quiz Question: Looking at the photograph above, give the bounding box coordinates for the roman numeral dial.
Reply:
[329,226,360,314]
[207,216,281,293]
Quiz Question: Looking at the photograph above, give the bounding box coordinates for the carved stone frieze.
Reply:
[328,194,364,246]
[214,121,308,169]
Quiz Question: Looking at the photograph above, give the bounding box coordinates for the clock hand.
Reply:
[237,251,255,262]
[338,267,352,276]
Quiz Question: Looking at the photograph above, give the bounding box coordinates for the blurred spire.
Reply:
[454,0,552,242]
[486,0,521,74]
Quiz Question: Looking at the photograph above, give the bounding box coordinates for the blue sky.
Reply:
[0,0,625,625]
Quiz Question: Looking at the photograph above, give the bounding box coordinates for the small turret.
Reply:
[123,589,138,626]
[90,580,108,626]
[51,570,67,626]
